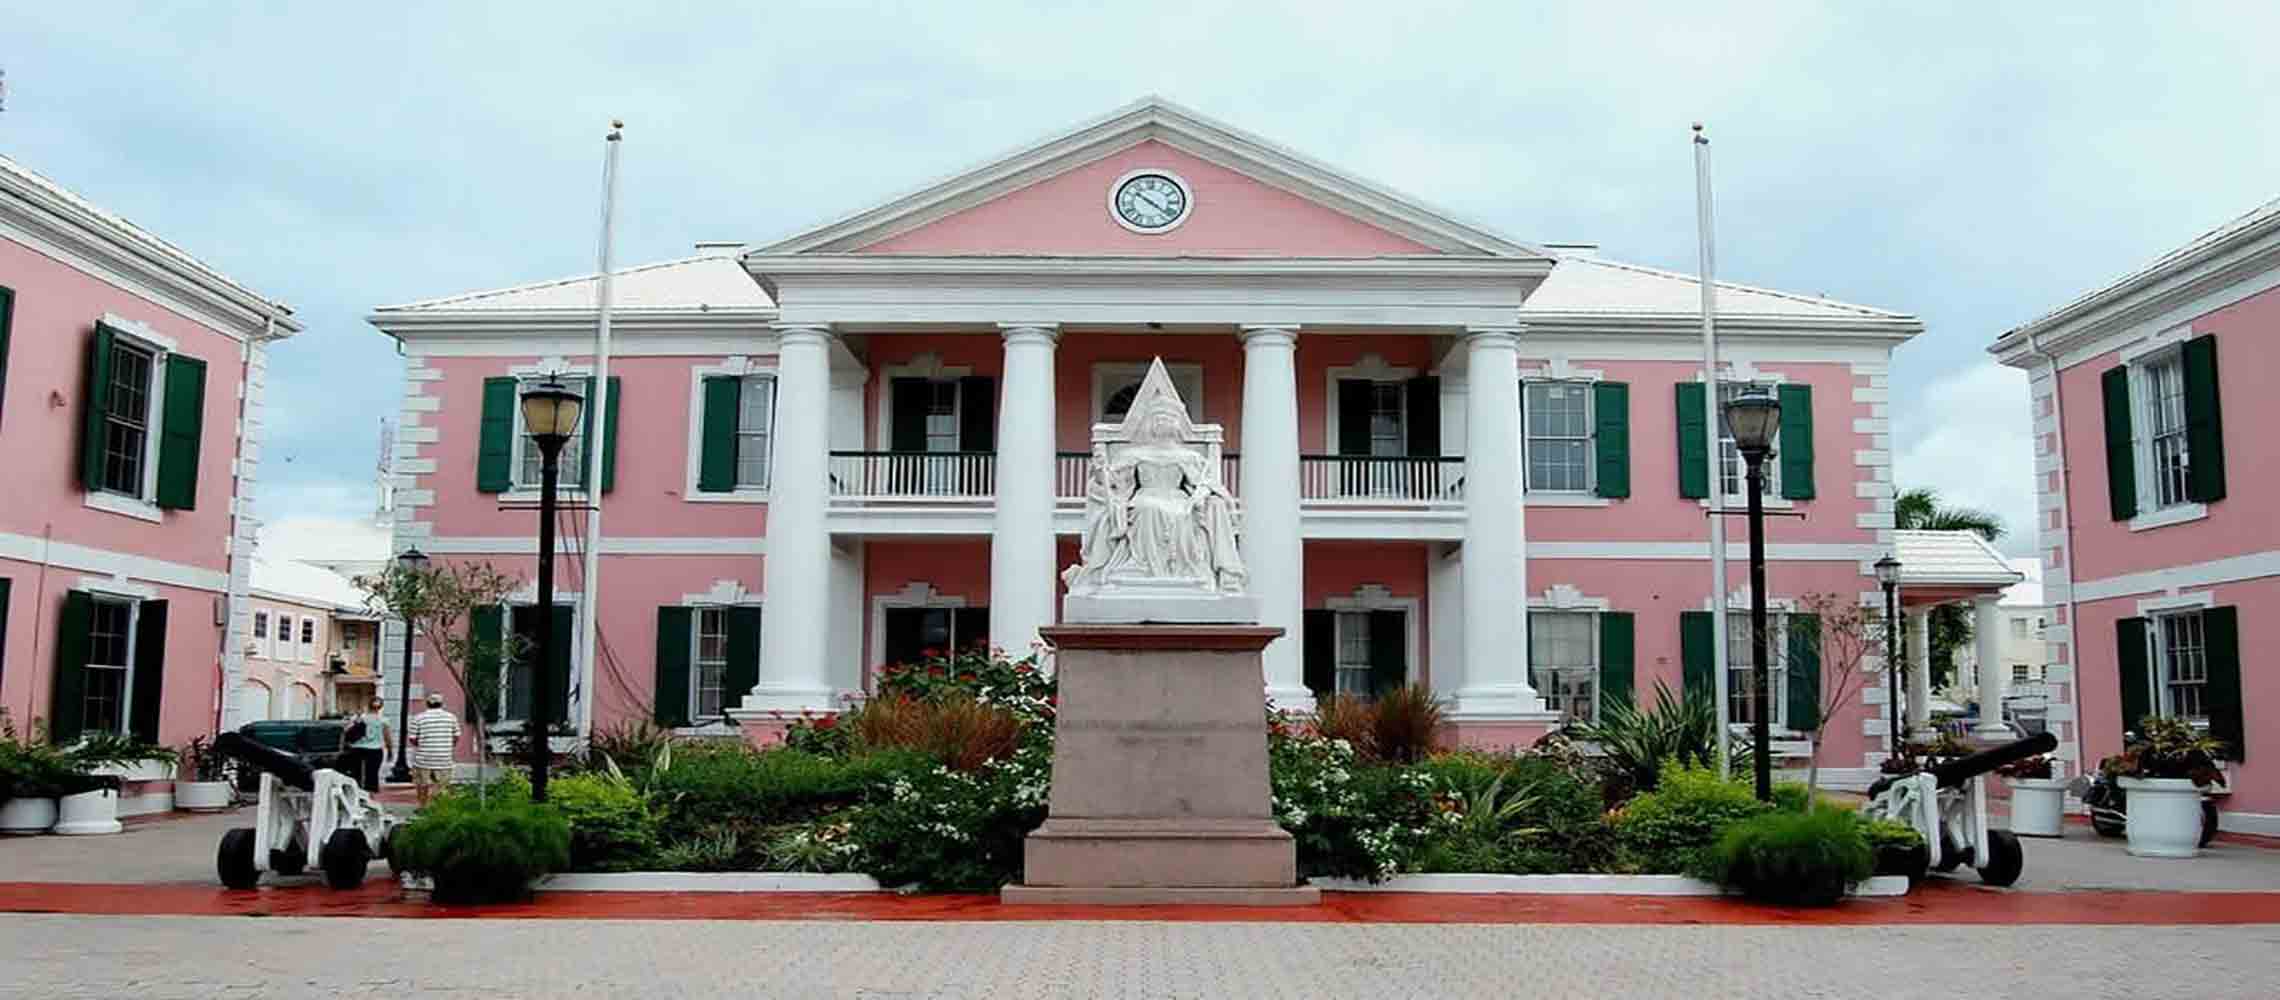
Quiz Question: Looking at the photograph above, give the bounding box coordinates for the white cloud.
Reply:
[1894,362,2038,556]
[258,515,391,566]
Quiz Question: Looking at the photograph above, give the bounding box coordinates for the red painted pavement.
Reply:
[3,880,2276,925]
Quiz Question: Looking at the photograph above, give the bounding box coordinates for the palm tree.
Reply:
[1894,487,2005,688]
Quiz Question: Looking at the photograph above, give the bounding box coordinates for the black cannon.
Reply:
[1861,732,2057,887]
[211,731,399,891]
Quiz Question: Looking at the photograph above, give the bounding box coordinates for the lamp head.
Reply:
[1721,388,1781,456]
[519,377,585,455]
[397,546,430,572]
[1874,553,1902,587]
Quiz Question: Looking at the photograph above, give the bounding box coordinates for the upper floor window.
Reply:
[1528,610,1598,723]
[516,376,586,489]
[2100,333,2224,522]
[696,371,775,494]
[251,610,271,659]
[1524,382,1592,492]
[2010,617,2032,640]
[1717,382,1780,500]
[476,374,616,496]
[735,375,775,488]
[2140,353,2190,509]
[99,339,157,496]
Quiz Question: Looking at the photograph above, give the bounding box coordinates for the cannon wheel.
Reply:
[1977,830,2024,887]
[2090,811,2125,838]
[1931,848,1965,873]
[320,829,372,890]
[218,828,261,889]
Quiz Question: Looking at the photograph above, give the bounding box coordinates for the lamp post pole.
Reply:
[519,377,581,806]
[1877,555,1903,758]
[386,547,429,784]
[1742,448,1773,802]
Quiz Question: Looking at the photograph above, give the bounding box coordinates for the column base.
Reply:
[1443,687,1561,751]
[725,685,842,746]
[1265,684,1317,715]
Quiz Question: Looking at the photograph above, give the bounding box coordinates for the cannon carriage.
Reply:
[1862,731,2058,887]
[210,731,402,890]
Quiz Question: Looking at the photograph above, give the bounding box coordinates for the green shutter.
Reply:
[51,591,94,743]
[79,326,117,491]
[2202,606,2243,762]
[0,579,11,689]
[653,607,693,727]
[129,600,169,742]
[725,607,763,717]
[549,607,575,727]
[697,375,742,492]
[2100,367,2136,520]
[1681,611,1714,703]
[1598,611,1635,710]
[2181,335,2225,504]
[154,355,207,510]
[585,375,622,493]
[1776,383,1814,500]
[468,605,503,721]
[1302,610,1335,699]
[1367,609,1406,696]
[1675,382,1709,499]
[1785,612,1821,732]
[2115,617,2151,736]
[0,285,15,428]
[1592,382,1630,498]
[476,377,517,494]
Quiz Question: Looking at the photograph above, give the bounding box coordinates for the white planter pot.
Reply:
[2119,777,2202,858]
[2008,778,2067,837]
[0,797,59,835]
[174,780,234,813]
[52,789,122,836]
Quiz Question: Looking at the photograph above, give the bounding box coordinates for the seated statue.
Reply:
[1063,359,1247,601]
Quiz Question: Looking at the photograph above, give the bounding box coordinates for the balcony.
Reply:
[824,450,1466,538]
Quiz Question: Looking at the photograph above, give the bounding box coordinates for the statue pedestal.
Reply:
[1001,624,1318,906]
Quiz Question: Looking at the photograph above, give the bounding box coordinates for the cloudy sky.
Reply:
[6,3,2275,559]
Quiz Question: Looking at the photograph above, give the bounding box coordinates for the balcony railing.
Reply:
[828,451,995,500]
[1055,452,1242,500]
[1298,455,1464,504]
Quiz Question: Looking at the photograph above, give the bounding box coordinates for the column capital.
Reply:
[1238,324,1300,346]
[997,322,1061,344]
[772,323,835,345]
[1463,325,1524,346]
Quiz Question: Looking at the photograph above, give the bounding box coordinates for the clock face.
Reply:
[1112,172,1190,232]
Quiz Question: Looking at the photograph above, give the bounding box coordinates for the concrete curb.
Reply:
[539,872,886,893]
[1312,873,1912,897]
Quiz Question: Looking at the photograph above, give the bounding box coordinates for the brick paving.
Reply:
[1,914,2277,998]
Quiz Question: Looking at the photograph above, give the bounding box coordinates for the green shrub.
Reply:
[1705,807,1874,905]
[1409,751,1615,875]
[392,796,571,903]
[781,712,854,757]
[1612,764,1771,874]
[1863,817,1929,881]
[547,773,658,872]
[1268,729,1457,881]
[846,742,1051,891]
[650,746,927,854]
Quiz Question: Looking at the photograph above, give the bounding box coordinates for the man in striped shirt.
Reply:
[406,693,461,806]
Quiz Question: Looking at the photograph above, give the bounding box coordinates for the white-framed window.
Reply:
[1725,611,1787,730]
[83,597,139,734]
[1333,611,1375,696]
[2151,610,2208,723]
[1097,362,1205,423]
[1716,382,1780,500]
[2011,663,2034,684]
[693,608,729,720]
[921,381,960,454]
[1525,382,1593,493]
[97,338,160,498]
[251,610,271,660]
[1366,383,1405,457]
[2010,617,2031,640]
[1528,611,1599,723]
[514,375,587,490]
[735,374,776,489]
[299,616,318,663]
[2135,352,2191,510]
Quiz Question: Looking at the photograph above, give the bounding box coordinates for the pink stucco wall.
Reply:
[858,140,1440,257]
[241,596,337,719]
[1,235,254,747]
[2055,285,2276,583]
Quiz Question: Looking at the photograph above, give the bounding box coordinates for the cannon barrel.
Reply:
[213,731,317,792]
[1929,732,2058,790]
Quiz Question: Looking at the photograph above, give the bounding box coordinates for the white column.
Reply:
[1906,607,1934,739]
[1240,325,1310,711]
[1452,327,1545,718]
[739,325,837,717]
[1972,595,2008,738]
[990,323,1061,657]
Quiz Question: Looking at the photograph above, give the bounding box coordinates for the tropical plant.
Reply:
[0,714,81,803]
[762,817,863,873]
[1894,487,2005,687]
[1572,681,1719,793]
[845,694,1022,772]
[1704,806,1875,905]
[654,828,743,872]
[2101,716,2228,785]
[65,731,178,769]
[1309,686,1445,765]
[180,736,230,783]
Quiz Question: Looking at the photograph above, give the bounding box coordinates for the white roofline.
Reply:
[1540,255,1914,320]
[1992,194,2280,358]
[752,95,1550,258]
[373,252,738,313]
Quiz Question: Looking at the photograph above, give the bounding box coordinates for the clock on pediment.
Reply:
[1109,169,1193,234]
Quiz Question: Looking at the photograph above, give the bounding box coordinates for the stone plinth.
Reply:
[1002,624,1318,906]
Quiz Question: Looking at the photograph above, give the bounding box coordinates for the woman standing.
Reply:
[346,697,391,792]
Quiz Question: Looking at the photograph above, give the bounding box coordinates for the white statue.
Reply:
[1062,359,1252,622]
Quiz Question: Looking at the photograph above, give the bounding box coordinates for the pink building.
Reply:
[0,155,299,786]
[372,99,1923,781]
[1993,196,2275,833]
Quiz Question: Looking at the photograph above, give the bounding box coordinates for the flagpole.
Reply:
[1694,123,1733,778]
[575,120,623,741]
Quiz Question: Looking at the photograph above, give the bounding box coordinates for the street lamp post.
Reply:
[1874,554,1903,758]
[386,546,431,784]
[518,377,584,804]
[1722,388,1782,803]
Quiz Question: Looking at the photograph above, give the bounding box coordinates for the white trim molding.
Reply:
[684,355,780,502]
[0,532,231,593]
[2073,550,2280,603]
[682,579,761,606]
[418,536,767,556]
[1527,584,1611,612]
